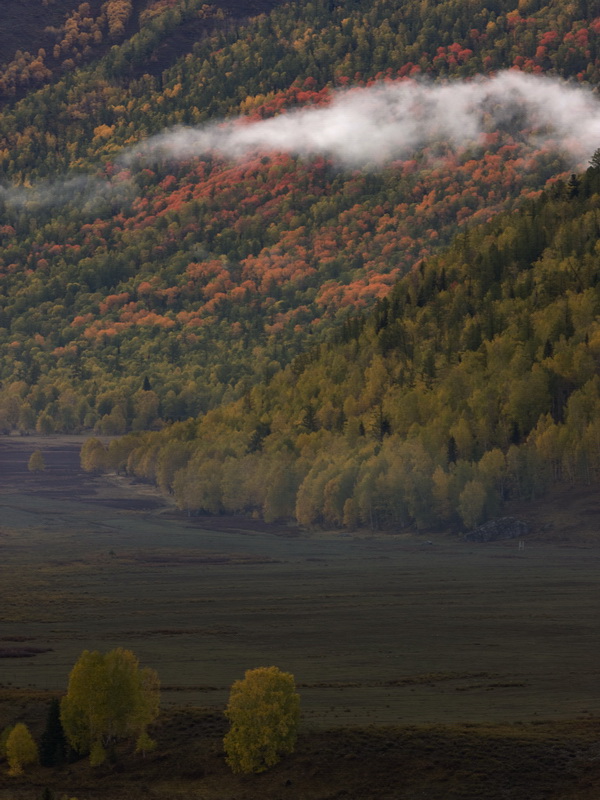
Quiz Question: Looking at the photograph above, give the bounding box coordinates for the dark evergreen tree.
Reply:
[371,405,391,442]
[247,421,271,453]
[564,304,575,340]
[567,173,580,198]
[39,697,67,768]
[588,148,600,170]
[300,404,318,432]
[447,435,458,465]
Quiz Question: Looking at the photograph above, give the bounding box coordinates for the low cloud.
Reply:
[3,71,600,211]
[127,71,600,167]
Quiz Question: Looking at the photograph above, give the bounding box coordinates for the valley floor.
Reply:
[0,435,599,797]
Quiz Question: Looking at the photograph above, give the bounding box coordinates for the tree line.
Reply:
[81,160,600,531]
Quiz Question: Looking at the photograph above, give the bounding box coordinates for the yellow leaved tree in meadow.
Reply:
[224,666,300,773]
[6,723,38,776]
[60,648,159,765]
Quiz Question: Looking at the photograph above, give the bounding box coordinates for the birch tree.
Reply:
[60,648,159,765]
[224,666,300,774]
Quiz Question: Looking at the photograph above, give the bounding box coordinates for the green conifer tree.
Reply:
[39,698,67,767]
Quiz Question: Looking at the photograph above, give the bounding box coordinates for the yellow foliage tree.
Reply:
[104,0,133,38]
[60,648,160,765]
[458,478,487,529]
[28,449,45,472]
[80,437,107,472]
[224,666,300,774]
[6,723,38,776]
[93,124,115,140]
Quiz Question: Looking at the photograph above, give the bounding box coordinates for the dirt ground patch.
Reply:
[1,695,600,800]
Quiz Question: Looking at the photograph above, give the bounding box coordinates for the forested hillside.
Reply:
[2,0,600,434]
[0,0,283,104]
[87,162,600,530]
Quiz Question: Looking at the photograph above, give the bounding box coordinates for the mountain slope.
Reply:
[1,0,600,434]
[91,162,600,530]
[0,0,286,105]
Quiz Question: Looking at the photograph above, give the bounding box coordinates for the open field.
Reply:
[2,435,600,797]
[1,434,600,732]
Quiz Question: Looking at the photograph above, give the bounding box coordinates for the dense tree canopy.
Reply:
[92,162,600,531]
[0,0,598,433]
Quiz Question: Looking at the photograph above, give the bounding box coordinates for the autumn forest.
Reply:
[0,0,598,532]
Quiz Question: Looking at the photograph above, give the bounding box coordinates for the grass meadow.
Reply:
[1,435,600,798]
